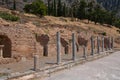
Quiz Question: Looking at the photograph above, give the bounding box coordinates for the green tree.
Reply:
[57,0,62,16]
[91,4,101,24]
[113,19,120,28]
[47,0,51,15]
[51,1,54,15]
[53,0,57,16]
[63,3,66,17]
[24,0,47,16]
[5,0,9,7]
[13,0,16,10]
[77,0,87,19]
[65,6,69,17]
[2,0,4,5]
[87,1,94,23]
[71,0,79,18]
[105,11,116,25]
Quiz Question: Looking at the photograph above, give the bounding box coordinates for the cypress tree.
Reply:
[13,0,16,10]
[70,7,74,20]
[51,0,54,16]
[57,0,62,16]
[92,4,101,24]
[87,1,94,23]
[2,0,4,5]
[65,6,69,17]
[77,0,87,19]
[53,0,57,16]
[47,0,51,15]
[63,3,66,17]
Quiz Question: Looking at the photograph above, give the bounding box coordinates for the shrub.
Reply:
[102,32,106,36]
[113,19,120,28]
[0,11,19,21]
[24,0,47,17]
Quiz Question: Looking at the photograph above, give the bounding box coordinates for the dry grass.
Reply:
[0,7,120,48]
[44,16,120,37]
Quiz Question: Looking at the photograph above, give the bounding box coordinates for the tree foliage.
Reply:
[23,0,120,28]
[57,0,62,16]
[0,11,19,21]
[77,0,87,19]
[24,0,47,16]
[13,0,16,10]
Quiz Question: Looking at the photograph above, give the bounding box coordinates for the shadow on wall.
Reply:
[104,37,109,49]
[36,34,50,56]
[61,38,69,54]
[77,34,88,47]
[0,35,12,58]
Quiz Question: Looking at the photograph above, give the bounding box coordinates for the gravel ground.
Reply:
[44,51,120,80]
[0,51,83,73]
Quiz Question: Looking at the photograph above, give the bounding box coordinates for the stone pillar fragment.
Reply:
[111,37,114,49]
[102,37,104,52]
[97,36,100,54]
[0,45,4,58]
[56,32,61,64]
[34,55,39,71]
[109,37,111,50]
[72,33,76,61]
[91,36,94,55]
[83,46,87,59]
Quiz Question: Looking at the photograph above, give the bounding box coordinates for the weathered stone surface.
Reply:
[0,20,36,60]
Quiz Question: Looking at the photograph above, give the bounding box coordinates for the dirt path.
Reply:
[44,51,120,80]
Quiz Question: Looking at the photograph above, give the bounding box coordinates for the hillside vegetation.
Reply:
[0,7,120,48]
[0,0,120,28]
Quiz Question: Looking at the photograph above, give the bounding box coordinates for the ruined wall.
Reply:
[0,24,36,59]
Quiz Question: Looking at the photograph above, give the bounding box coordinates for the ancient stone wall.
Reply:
[0,24,36,59]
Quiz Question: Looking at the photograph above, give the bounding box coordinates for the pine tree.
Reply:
[5,0,9,7]
[71,0,79,18]
[73,6,78,18]
[77,0,87,19]
[2,0,4,5]
[53,0,57,16]
[65,6,69,17]
[57,0,62,16]
[87,1,94,23]
[13,0,16,10]
[24,0,47,16]
[51,1,54,15]
[70,7,74,20]
[63,3,66,17]
[47,0,51,15]
[90,4,100,24]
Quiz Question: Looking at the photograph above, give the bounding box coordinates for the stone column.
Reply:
[109,37,111,50]
[102,37,104,52]
[97,36,100,54]
[107,37,109,51]
[72,33,76,61]
[34,55,39,71]
[83,46,87,59]
[105,37,108,51]
[56,32,61,64]
[0,45,4,58]
[91,36,94,55]
[111,37,114,49]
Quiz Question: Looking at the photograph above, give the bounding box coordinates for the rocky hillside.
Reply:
[97,0,120,17]
[0,0,120,17]
[0,0,119,10]
[0,6,120,62]
[0,7,120,49]
[97,0,120,11]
